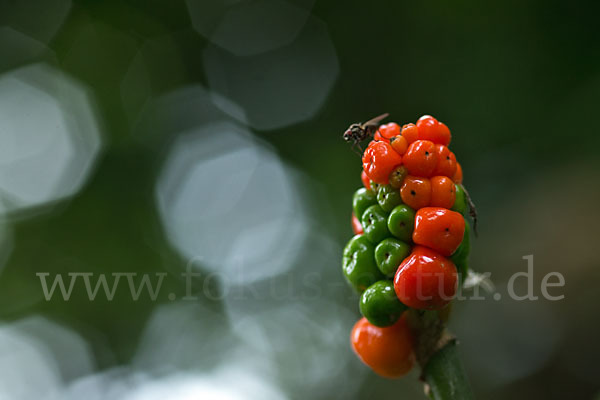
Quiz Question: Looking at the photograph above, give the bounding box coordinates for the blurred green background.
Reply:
[0,0,599,399]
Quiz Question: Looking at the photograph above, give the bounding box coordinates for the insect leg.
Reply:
[460,184,478,236]
[350,141,362,157]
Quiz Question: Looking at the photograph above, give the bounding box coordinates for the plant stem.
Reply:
[422,340,474,400]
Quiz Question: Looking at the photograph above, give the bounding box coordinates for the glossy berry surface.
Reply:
[412,207,465,256]
[432,144,457,178]
[403,140,438,177]
[451,221,471,279]
[400,123,419,144]
[352,188,377,222]
[416,115,451,146]
[430,176,456,209]
[390,135,408,155]
[361,205,391,244]
[378,122,401,139]
[387,204,416,242]
[351,316,415,378]
[394,246,458,310]
[377,184,403,212]
[451,184,467,214]
[362,141,403,184]
[400,176,431,210]
[375,238,411,276]
[342,234,384,292]
[360,280,407,327]
[453,162,463,184]
[361,170,371,190]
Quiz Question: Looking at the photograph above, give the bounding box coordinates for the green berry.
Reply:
[451,222,471,280]
[375,238,411,277]
[360,280,407,327]
[377,184,402,212]
[361,205,390,244]
[353,188,377,221]
[387,204,415,242]
[342,234,385,292]
[370,180,382,195]
[451,184,468,215]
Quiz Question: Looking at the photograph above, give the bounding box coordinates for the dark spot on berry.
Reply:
[447,156,450,160]
[445,227,450,232]
[400,222,405,227]
[411,190,416,196]
[425,151,430,156]
[385,252,390,260]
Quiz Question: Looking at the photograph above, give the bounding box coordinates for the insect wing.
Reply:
[361,112,389,128]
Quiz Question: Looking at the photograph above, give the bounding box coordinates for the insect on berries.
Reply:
[341,114,478,378]
[343,113,390,155]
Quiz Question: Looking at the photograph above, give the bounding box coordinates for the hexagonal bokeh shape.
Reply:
[155,120,309,286]
[0,27,56,73]
[133,84,247,145]
[0,316,95,399]
[0,63,103,215]
[203,16,339,130]
[186,0,315,56]
[0,0,71,43]
[0,223,13,278]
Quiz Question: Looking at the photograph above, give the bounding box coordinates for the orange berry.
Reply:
[390,135,408,155]
[351,316,415,378]
[379,123,401,139]
[400,123,419,144]
[430,176,456,209]
[362,141,403,184]
[400,176,431,209]
[416,115,451,146]
[402,140,438,177]
[453,162,463,184]
[412,207,465,256]
[432,145,457,178]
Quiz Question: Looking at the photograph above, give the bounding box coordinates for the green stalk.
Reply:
[406,310,474,399]
[422,340,474,400]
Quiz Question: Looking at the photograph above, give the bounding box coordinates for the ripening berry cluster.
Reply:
[343,115,472,378]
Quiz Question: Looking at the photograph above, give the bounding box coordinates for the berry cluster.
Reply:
[343,115,472,378]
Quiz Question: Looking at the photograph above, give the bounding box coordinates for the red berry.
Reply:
[432,145,457,178]
[416,116,451,146]
[361,170,372,190]
[373,131,387,142]
[453,162,463,184]
[379,123,401,139]
[412,207,465,256]
[362,141,403,184]
[402,140,438,177]
[394,246,458,310]
[351,316,415,378]
[352,212,363,235]
[430,176,456,209]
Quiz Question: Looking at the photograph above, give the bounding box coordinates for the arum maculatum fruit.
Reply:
[342,114,476,378]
